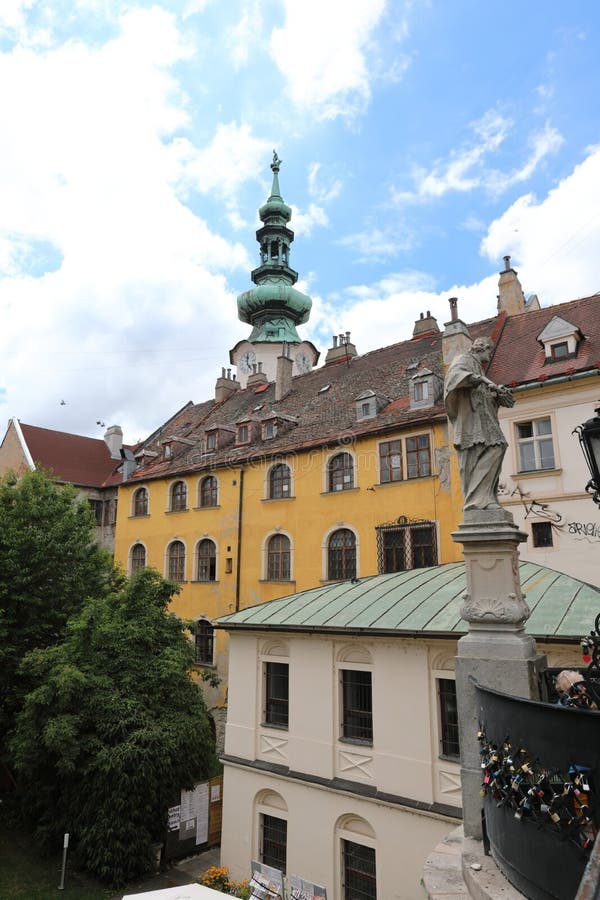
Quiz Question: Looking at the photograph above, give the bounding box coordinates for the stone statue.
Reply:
[444,337,514,512]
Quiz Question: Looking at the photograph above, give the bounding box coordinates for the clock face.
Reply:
[239,349,256,374]
[295,351,311,373]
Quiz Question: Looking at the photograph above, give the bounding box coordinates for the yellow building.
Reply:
[114,155,501,743]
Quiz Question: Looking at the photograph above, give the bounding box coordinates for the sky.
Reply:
[1,0,600,443]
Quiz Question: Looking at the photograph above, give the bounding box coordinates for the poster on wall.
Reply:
[249,860,284,899]
[179,782,209,845]
[289,875,327,900]
[167,805,181,832]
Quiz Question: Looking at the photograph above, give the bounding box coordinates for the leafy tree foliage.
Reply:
[11,568,216,887]
[0,469,115,754]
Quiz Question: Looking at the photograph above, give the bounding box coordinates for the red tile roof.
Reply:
[20,424,123,487]
[488,294,600,387]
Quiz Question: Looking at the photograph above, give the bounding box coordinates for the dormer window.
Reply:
[206,431,217,452]
[414,381,429,403]
[355,389,386,421]
[237,424,249,444]
[164,443,172,459]
[263,421,277,440]
[409,370,441,410]
[537,316,582,362]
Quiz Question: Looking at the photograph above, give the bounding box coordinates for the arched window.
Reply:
[267,534,291,581]
[197,539,217,582]
[269,463,291,499]
[328,452,354,492]
[133,487,148,516]
[130,543,146,573]
[194,620,214,666]
[200,476,218,508]
[170,480,187,512]
[168,540,185,581]
[328,529,356,581]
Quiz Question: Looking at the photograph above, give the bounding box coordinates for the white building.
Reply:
[217,562,596,899]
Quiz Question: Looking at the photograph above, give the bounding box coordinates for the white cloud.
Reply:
[307,162,343,204]
[289,203,329,236]
[396,110,562,203]
[269,0,388,120]
[226,0,264,69]
[337,226,415,263]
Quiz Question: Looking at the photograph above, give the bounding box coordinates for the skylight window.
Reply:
[318,384,331,393]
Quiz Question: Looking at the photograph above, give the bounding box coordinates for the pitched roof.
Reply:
[216,561,598,641]
[487,293,600,387]
[19,423,123,488]
[131,315,499,481]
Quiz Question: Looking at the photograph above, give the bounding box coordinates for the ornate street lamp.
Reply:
[574,406,600,506]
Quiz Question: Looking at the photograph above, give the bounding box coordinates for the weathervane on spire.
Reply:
[271,150,281,172]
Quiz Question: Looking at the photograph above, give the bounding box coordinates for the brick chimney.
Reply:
[412,311,440,338]
[104,425,123,459]
[247,362,269,388]
[497,255,526,316]
[324,332,358,365]
[442,297,472,367]
[215,368,241,403]
[275,345,293,402]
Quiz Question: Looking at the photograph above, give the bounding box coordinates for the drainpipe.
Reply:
[235,468,244,612]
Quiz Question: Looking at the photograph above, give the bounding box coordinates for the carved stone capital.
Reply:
[460,591,531,627]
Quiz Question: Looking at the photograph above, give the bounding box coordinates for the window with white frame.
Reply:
[516,418,555,472]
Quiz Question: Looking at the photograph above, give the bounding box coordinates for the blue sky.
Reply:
[1,0,599,441]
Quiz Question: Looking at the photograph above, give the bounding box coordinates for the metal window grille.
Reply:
[341,670,372,742]
[328,529,356,581]
[532,521,553,548]
[379,440,402,483]
[376,518,437,573]
[267,534,291,580]
[131,543,146,573]
[406,433,431,478]
[265,662,289,727]
[342,840,377,900]
[261,814,287,873]
[269,463,291,499]
[194,621,214,665]
[171,481,187,511]
[329,452,354,492]
[197,539,216,581]
[134,488,148,516]
[200,476,218,507]
[438,678,460,758]
[168,541,185,581]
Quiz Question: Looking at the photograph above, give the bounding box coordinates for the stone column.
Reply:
[453,509,547,839]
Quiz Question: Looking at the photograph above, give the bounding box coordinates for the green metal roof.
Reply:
[216,562,600,641]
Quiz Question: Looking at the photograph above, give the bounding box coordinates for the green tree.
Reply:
[0,469,115,758]
[11,568,216,887]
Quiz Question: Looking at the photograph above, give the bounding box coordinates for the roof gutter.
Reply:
[511,368,600,394]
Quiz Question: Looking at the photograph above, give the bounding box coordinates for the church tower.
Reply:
[230,152,319,387]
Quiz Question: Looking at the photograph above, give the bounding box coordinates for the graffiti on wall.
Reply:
[498,482,600,544]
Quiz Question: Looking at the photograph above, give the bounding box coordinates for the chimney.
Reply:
[275,346,293,402]
[412,311,440,337]
[104,425,123,459]
[247,361,269,388]
[497,255,526,316]
[442,297,472,367]
[215,367,241,403]
[325,331,358,365]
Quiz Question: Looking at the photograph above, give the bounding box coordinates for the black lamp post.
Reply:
[574,406,600,507]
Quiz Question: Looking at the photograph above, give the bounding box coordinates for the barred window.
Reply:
[133,487,148,516]
[261,814,287,873]
[406,433,431,478]
[168,540,185,581]
[200,476,218,508]
[264,662,289,727]
[269,463,291,499]
[194,620,214,666]
[376,520,437,573]
[341,670,372,743]
[438,678,460,759]
[379,440,402,483]
[197,539,216,581]
[267,534,291,580]
[170,481,187,511]
[342,840,376,900]
[130,543,146,573]
[329,452,354,492]
[328,529,356,581]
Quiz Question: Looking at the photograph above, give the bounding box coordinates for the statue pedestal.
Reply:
[452,510,547,839]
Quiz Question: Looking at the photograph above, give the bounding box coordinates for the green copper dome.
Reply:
[237,151,312,343]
